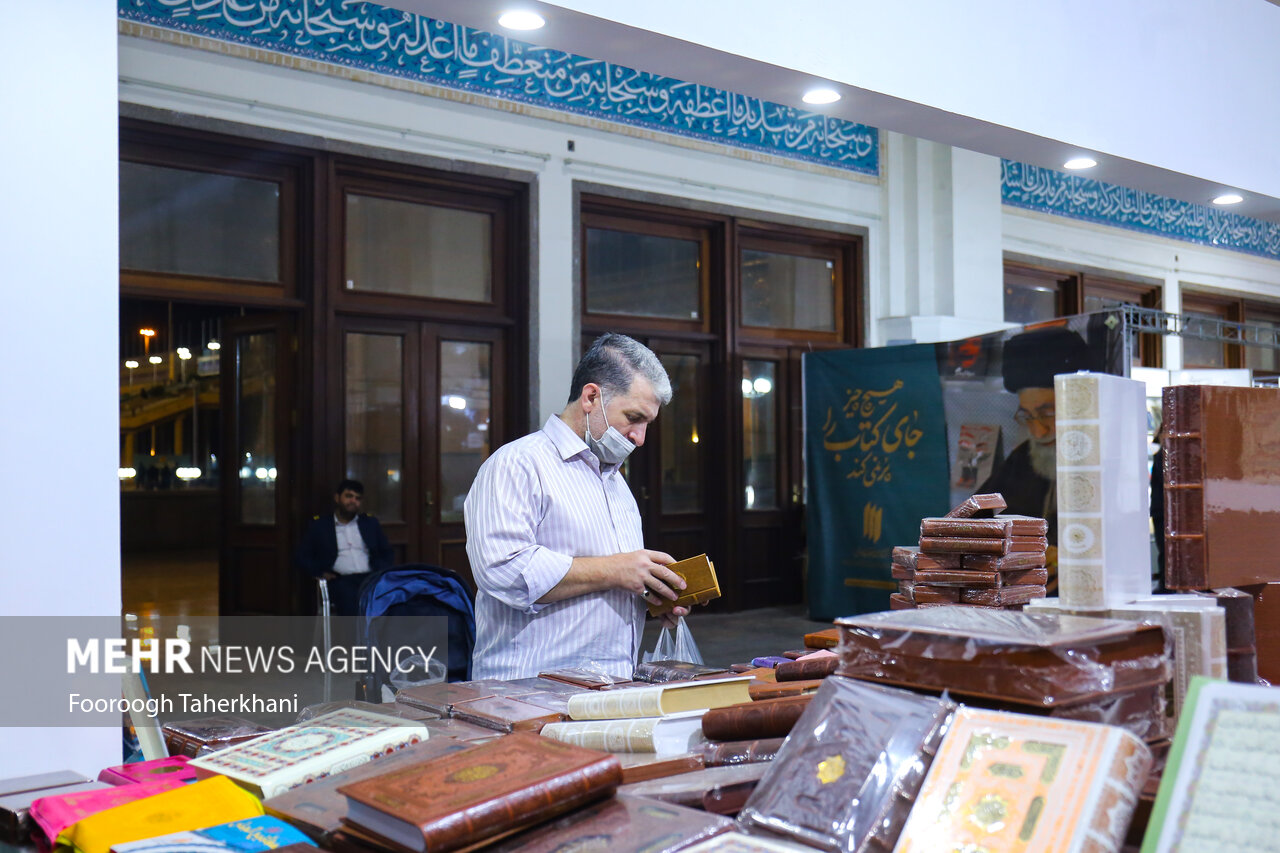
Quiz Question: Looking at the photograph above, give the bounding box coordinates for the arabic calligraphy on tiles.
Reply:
[1002,160,1280,262]
[120,0,879,175]
[821,380,925,488]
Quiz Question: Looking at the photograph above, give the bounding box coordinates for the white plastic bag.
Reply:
[642,616,704,665]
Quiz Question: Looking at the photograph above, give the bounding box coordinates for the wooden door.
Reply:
[219,313,297,615]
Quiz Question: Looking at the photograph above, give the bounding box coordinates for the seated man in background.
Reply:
[296,479,394,617]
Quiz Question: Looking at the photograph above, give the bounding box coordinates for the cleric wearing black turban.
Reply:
[976,326,1093,587]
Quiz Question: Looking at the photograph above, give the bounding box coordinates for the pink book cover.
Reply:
[97,756,196,786]
[28,777,187,843]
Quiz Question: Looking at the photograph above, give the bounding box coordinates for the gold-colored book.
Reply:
[647,554,721,617]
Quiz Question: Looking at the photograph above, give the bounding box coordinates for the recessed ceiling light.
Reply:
[497,10,545,30]
[1212,193,1244,205]
[802,87,841,105]
[1063,157,1097,170]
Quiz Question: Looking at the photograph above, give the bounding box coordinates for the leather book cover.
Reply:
[739,677,955,852]
[1202,587,1257,651]
[395,683,494,716]
[961,551,1047,571]
[634,660,730,683]
[919,535,1047,555]
[264,738,473,843]
[782,650,808,660]
[646,554,720,617]
[97,757,194,787]
[898,578,915,596]
[803,628,840,649]
[889,593,916,610]
[699,737,786,767]
[161,716,273,759]
[891,563,914,581]
[448,696,566,733]
[538,668,632,689]
[701,695,812,741]
[486,794,734,853]
[913,566,1048,587]
[920,516,1047,538]
[1164,386,1280,590]
[749,679,824,701]
[960,584,1047,606]
[944,493,1006,518]
[774,656,837,682]
[891,546,962,571]
[912,585,961,604]
[337,732,622,853]
[617,753,705,784]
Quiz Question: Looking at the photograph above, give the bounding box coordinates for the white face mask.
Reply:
[584,397,635,466]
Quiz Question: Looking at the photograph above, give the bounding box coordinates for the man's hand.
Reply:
[659,605,691,630]
[538,548,685,604]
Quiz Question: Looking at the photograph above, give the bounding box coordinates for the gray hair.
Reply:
[567,333,672,406]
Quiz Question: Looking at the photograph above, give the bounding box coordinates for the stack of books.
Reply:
[891,493,1049,610]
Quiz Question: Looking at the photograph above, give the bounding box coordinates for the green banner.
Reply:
[804,345,950,620]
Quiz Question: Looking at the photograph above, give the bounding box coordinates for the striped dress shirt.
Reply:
[464,414,646,680]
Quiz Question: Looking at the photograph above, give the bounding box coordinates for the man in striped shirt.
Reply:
[464,334,691,680]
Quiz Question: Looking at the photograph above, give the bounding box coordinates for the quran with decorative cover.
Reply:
[646,554,720,617]
[1163,385,1280,590]
[263,738,474,844]
[337,732,622,853]
[487,794,733,853]
[189,709,427,798]
[894,708,1151,853]
[701,695,813,742]
[835,608,1169,707]
[739,677,955,852]
[162,716,273,758]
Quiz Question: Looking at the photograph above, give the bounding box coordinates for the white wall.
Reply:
[0,1,120,775]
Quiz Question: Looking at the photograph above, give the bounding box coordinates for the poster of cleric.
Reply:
[804,313,1125,619]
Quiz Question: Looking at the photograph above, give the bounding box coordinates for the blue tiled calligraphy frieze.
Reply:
[119,0,879,176]
[1002,160,1280,262]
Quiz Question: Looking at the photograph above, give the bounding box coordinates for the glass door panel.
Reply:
[742,359,779,511]
[237,332,277,525]
[345,333,405,523]
[658,353,702,514]
[438,340,492,524]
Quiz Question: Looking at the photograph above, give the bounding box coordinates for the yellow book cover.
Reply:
[62,776,263,853]
[892,708,1150,853]
[647,554,720,617]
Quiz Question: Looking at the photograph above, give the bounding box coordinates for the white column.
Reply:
[0,1,120,774]
[535,162,577,424]
[1163,275,1184,371]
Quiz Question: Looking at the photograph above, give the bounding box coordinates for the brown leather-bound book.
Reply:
[160,717,273,759]
[911,585,961,604]
[913,566,1048,587]
[486,794,733,853]
[782,650,809,660]
[617,753,705,785]
[898,579,915,596]
[960,551,1046,571]
[919,515,1047,538]
[646,554,720,617]
[337,732,621,853]
[633,660,729,683]
[891,563,914,581]
[891,546,962,571]
[943,493,1006,518]
[918,535,1047,555]
[749,679,823,701]
[264,738,474,844]
[701,695,813,741]
[889,593,915,610]
[699,737,786,767]
[1163,386,1280,589]
[958,584,1046,606]
[448,696,566,733]
[774,656,837,682]
[803,628,840,649]
[420,718,500,742]
[538,669,632,690]
[395,683,494,717]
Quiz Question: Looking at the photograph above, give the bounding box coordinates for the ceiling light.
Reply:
[207,340,221,351]
[1063,157,1097,170]
[498,10,545,30]
[1212,193,1243,205]
[148,356,163,364]
[124,360,139,369]
[802,87,841,105]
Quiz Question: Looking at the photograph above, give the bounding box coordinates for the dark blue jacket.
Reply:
[295,513,394,578]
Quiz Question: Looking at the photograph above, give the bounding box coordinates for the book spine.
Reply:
[1163,385,1206,590]
[422,756,622,851]
[701,698,811,741]
[539,719,658,753]
[567,687,662,720]
[774,657,837,682]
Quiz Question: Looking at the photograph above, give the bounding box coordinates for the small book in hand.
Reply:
[647,554,720,617]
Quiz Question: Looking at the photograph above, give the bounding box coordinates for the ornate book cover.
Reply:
[109,815,313,852]
[161,716,273,759]
[739,677,955,852]
[62,776,265,853]
[1142,677,1280,853]
[337,732,621,853]
[894,708,1151,853]
[263,739,473,843]
[97,756,195,786]
[487,794,734,853]
[646,554,721,617]
[29,777,186,845]
[189,709,427,798]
